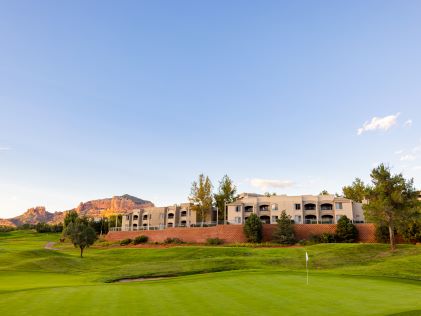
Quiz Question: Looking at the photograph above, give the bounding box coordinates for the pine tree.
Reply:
[272,210,296,244]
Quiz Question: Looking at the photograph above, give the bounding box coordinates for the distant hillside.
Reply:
[3,194,154,226]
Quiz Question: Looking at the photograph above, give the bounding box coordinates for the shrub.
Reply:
[319,233,336,243]
[400,219,421,243]
[133,235,149,245]
[164,237,184,244]
[272,210,296,244]
[335,215,358,243]
[206,238,224,245]
[375,225,390,243]
[120,238,132,246]
[244,214,263,243]
[0,226,15,232]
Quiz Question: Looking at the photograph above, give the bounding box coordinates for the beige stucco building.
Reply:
[227,193,364,225]
[121,203,205,231]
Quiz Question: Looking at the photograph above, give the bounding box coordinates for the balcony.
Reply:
[167,213,175,219]
[304,203,316,211]
[245,206,253,213]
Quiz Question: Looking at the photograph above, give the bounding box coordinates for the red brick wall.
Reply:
[106,223,377,243]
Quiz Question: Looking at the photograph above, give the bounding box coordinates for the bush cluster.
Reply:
[35,222,63,233]
[163,237,184,244]
[133,235,149,244]
[206,237,224,245]
[120,238,132,246]
[0,226,15,232]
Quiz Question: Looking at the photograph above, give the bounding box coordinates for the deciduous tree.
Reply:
[214,175,237,223]
[64,218,97,258]
[189,174,213,226]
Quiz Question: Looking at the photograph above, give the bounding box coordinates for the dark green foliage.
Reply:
[272,210,296,244]
[18,223,35,230]
[206,237,224,245]
[64,210,79,227]
[0,226,15,232]
[336,216,358,243]
[89,218,109,235]
[35,222,63,233]
[64,219,97,257]
[375,225,391,243]
[244,214,263,243]
[364,164,420,250]
[319,233,337,243]
[164,237,184,244]
[120,238,133,246]
[133,235,149,244]
[400,219,421,243]
[342,178,367,203]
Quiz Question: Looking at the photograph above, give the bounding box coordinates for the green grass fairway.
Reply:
[1,231,421,315]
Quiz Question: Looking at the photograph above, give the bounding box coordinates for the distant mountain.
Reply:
[2,194,154,226]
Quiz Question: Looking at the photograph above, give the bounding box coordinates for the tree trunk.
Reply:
[80,247,84,258]
[388,224,396,251]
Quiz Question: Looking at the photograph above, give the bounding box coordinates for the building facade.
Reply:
[227,193,364,225]
[121,203,203,231]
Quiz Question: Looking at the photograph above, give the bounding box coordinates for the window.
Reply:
[271,216,279,223]
[294,215,302,224]
[236,206,241,212]
[271,204,278,211]
[335,202,343,210]
[335,215,342,223]
[295,204,301,210]
[234,217,242,224]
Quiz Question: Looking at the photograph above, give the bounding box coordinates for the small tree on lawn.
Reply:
[244,213,263,243]
[335,215,358,243]
[64,218,97,258]
[272,210,296,244]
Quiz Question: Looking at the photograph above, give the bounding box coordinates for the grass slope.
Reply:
[1,231,421,315]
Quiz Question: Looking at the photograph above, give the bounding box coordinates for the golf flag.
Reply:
[305,252,309,285]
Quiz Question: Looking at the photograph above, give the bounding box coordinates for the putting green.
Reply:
[1,271,421,315]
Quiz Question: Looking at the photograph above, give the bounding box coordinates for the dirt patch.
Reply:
[44,242,59,250]
[116,277,171,283]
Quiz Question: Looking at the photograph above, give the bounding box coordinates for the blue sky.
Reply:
[1,1,421,217]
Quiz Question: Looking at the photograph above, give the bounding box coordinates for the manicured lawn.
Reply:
[1,230,421,315]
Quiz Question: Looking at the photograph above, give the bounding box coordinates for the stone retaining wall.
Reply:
[106,223,377,243]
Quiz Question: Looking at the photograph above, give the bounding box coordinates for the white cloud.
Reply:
[248,178,294,190]
[394,150,403,155]
[412,146,421,153]
[0,147,11,151]
[400,154,416,161]
[357,113,400,135]
[403,119,413,128]
[413,166,421,171]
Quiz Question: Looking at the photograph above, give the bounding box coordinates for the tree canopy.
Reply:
[342,178,367,203]
[214,175,237,222]
[64,218,97,257]
[272,210,295,244]
[244,214,263,243]
[189,174,213,226]
[364,164,420,251]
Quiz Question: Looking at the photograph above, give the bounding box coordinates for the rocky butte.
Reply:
[2,194,154,226]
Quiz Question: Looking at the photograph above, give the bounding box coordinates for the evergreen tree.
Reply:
[272,210,296,244]
[244,213,263,243]
[342,178,367,203]
[364,164,420,251]
[335,215,358,243]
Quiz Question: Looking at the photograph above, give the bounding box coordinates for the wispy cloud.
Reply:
[394,150,403,155]
[357,113,400,135]
[403,119,413,128]
[0,147,11,151]
[413,166,421,171]
[248,178,294,190]
[400,154,416,161]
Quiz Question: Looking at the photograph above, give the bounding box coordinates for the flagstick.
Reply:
[306,260,309,285]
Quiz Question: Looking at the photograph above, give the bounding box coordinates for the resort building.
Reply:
[226,193,364,225]
[121,203,208,231]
